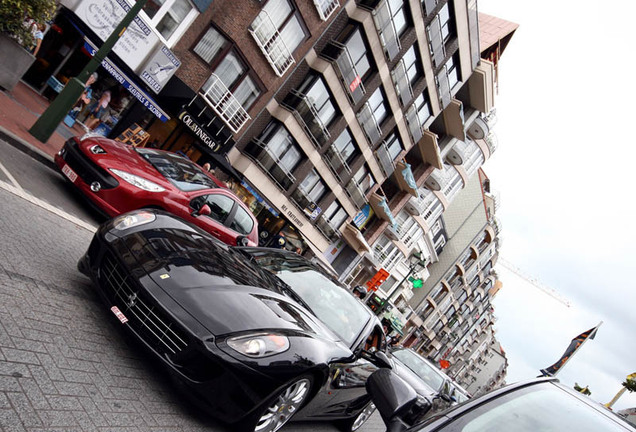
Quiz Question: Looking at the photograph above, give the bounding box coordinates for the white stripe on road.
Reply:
[0,160,24,193]
[0,179,97,233]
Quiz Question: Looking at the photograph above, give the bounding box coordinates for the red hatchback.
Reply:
[55,135,258,246]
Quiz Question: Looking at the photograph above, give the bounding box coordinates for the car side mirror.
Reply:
[366,368,416,432]
[360,347,392,369]
[192,204,211,217]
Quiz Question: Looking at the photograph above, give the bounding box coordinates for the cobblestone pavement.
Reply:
[0,183,385,432]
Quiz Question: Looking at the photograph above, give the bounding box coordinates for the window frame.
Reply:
[141,0,199,46]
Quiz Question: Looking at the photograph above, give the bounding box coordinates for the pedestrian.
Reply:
[70,72,98,116]
[30,22,46,56]
[202,162,211,172]
[85,90,112,131]
[352,285,367,300]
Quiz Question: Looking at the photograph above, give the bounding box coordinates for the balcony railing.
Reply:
[376,141,396,177]
[313,0,340,20]
[199,74,251,134]
[284,89,331,147]
[463,139,484,178]
[373,0,401,60]
[245,138,296,189]
[485,132,498,154]
[405,103,423,144]
[419,190,443,224]
[316,214,340,240]
[249,10,295,77]
[358,102,382,145]
[324,145,352,182]
[392,59,413,106]
[345,179,367,209]
[323,41,366,104]
[290,187,318,215]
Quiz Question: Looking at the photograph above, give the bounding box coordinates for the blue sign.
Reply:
[241,181,279,217]
[353,204,373,229]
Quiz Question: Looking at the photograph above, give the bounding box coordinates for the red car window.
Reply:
[230,207,255,236]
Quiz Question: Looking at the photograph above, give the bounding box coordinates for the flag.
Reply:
[540,325,600,377]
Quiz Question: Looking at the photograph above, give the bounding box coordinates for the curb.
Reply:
[0,125,58,171]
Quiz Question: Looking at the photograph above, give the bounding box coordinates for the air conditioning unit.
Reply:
[467,116,489,140]
[446,140,468,165]
[424,170,443,191]
[385,225,399,241]
[405,197,421,216]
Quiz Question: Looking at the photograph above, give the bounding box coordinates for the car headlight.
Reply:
[112,211,156,231]
[110,169,165,192]
[226,333,290,358]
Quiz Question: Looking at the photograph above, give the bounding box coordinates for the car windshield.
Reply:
[249,251,370,346]
[433,383,631,432]
[392,349,445,392]
[137,148,218,191]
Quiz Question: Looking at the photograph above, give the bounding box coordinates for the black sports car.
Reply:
[78,209,389,432]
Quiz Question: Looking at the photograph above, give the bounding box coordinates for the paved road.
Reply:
[0,140,386,431]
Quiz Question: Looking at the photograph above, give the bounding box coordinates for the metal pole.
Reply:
[29,0,148,142]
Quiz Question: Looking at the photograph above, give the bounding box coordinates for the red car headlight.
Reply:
[109,169,165,192]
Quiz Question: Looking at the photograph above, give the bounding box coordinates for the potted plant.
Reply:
[0,0,56,91]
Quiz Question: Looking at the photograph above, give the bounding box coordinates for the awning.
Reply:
[208,152,243,181]
[342,224,373,254]
[240,181,279,217]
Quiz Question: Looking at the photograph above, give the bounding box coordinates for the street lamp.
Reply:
[379,251,427,314]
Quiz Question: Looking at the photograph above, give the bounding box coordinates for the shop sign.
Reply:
[140,45,181,93]
[240,181,279,217]
[84,41,169,122]
[353,204,373,229]
[179,111,222,152]
[280,204,304,228]
[75,0,173,72]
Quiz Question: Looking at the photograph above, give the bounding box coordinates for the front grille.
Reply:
[61,139,119,189]
[99,252,189,355]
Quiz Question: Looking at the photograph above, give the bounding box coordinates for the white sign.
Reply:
[75,0,159,70]
[140,45,181,93]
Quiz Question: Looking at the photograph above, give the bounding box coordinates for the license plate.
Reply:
[61,163,78,183]
[110,306,128,324]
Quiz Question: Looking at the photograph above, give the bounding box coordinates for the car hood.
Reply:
[78,137,171,187]
[120,223,335,339]
[391,359,439,398]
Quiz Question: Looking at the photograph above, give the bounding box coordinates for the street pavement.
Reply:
[0,79,390,432]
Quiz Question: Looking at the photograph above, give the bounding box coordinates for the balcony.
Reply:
[290,187,319,217]
[249,11,295,77]
[283,89,331,147]
[322,41,366,104]
[313,0,340,21]
[345,179,368,209]
[245,138,296,189]
[373,0,401,60]
[376,141,396,177]
[199,74,251,134]
[357,102,382,145]
[324,145,353,182]
[316,214,341,240]
[462,140,485,178]
[392,59,414,106]
[485,132,498,154]
[405,103,423,144]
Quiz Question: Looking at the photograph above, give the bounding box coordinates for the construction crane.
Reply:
[498,257,571,307]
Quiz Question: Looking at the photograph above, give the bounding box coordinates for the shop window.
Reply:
[143,0,198,44]
[249,0,307,76]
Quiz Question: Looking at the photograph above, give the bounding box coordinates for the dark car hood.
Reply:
[120,224,336,339]
[391,359,438,398]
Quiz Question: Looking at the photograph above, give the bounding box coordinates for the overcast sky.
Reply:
[478,0,636,410]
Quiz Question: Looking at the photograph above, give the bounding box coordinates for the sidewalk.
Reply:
[0,80,87,170]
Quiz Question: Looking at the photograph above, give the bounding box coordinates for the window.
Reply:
[445,54,461,90]
[195,27,261,110]
[230,207,255,235]
[191,194,235,223]
[373,0,408,59]
[358,87,388,144]
[285,75,338,145]
[193,27,260,132]
[393,46,421,106]
[343,27,372,83]
[384,132,403,160]
[143,0,197,43]
[438,3,455,43]
[293,169,327,214]
[250,0,307,75]
[401,46,422,86]
[377,131,403,177]
[317,200,348,238]
[325,129,359,180]
[352,165,376,194]
[247,122,303,189]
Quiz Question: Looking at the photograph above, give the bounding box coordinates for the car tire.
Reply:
[336,401,376,432]
[237,375,313,432]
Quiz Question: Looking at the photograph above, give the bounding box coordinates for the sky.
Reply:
[478,0,636,410]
